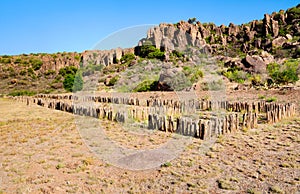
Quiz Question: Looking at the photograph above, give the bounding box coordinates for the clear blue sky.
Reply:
[0,0,298,55]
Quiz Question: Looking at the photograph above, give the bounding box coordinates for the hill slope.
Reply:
[0,4,299,95]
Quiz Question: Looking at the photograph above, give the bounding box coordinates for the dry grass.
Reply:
[0,98,299,193]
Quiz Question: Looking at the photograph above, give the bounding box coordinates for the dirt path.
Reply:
[0,98,299,193]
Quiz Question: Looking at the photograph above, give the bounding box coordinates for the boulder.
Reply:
[228,23,240,36]
[286,34,293,40]
[272,36,287,47]
[157,67,193,91]
[224,58,244,69]
[242,55,267,74]
[260,51,274,64]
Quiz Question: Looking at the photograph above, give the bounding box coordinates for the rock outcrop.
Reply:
[139,4,299,58]
[139,22,206,52]
[82,48,134,67]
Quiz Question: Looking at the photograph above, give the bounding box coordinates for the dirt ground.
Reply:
[0,89,299,193]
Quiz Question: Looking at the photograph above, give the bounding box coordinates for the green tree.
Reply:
[73,72,83,92]
[63,74,75,92]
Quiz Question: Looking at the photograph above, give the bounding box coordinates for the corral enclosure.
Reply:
[14,93,296,140]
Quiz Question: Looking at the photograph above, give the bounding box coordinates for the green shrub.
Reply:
[93,64,103,71]
[32,60,43,70]
[27,68,35,75]
[59,66,78,76]
[140,44,157,58]
[140,43,165,60]
[45,70,56,76]
[190,69,204,82]
[172,50,184,58]
[183,66,192,76]
[161,162,172,167]
[286,5,300,23]
[14,58,22,64]
[188,17,197,24]
[120,53,135,63]
[74,54,81,61]
[223,68,250,83]
[133,80,158,92]
[8,90,36,96]
[249,74,262,86]
[108,75,120,86]
[0,58,11,64]
[19,69,27,76]
[267,60,299,84]
[266,96,277,102]
[148,50,164,60]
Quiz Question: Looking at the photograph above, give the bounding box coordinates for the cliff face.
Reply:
[139,5,299,57]
[82,48,134,67]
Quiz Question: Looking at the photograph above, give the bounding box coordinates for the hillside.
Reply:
[0,4,299,95]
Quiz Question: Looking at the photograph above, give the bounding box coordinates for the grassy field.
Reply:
[0,98,299,193]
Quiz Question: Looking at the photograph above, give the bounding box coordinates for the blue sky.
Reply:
[0,0,298,55]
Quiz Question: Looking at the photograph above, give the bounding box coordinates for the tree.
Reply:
[63,74,75,92]
[188,17,197,24]
[73,72,83,92]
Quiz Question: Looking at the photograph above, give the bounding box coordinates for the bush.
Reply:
[148,50,165,60]
[74,54,81,61]
[19,69,27,76]
[266,96,277,102]
[0,58,11,64]
[108,75,120,86]
[133,80,158,92]
[14,58,22,64]
[120,53,135,63]
[267,60,299,84]
[190,69,204,82]
[286,5,300,23]
[27,68,35,75]
[249,74,262,86]
[188,17,197,24]
[223,68,250,83]
[45,70,56,76]
[59,66,78,76]
[8,90,36,96]
[140,43,165,60]
[30,59,43,70]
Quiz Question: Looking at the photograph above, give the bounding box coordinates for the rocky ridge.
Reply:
[0,4,299,94]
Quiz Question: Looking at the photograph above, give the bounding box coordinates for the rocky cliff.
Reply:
[140,5,300,57]
[0,4,299,95]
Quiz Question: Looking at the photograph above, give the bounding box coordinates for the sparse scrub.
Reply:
[161,162,172,167]
[267,59,299,84]
[30,59,43,70]
[8,90,36,96]
[223,67,250,83]
[108,75,120,86]
[133,80,158,92]
[266,96,277,102]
